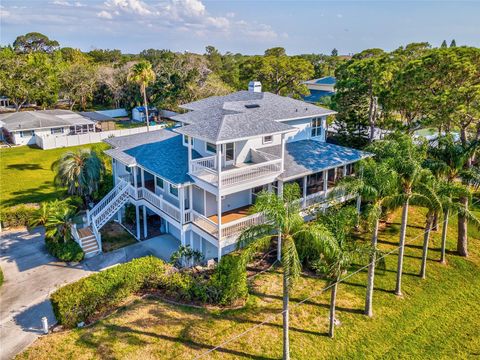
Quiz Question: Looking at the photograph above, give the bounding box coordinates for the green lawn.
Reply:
[100,222,138,252]
[0,144,109,209]
[17,206,480,359]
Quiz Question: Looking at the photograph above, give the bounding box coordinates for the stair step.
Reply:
[83,245,99,252]
[81,236,96,242]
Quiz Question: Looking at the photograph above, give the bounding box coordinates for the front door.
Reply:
[224,142,235,166]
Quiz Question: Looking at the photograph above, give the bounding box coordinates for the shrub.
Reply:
[0,204,39,228]
[0,267,4,287]
[46,238,84,262]
[207,252,248,305]
[51,256,187,327]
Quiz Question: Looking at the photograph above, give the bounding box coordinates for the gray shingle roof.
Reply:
[172,91,336,143]
[0,110,95,132]
[104,129,199,185]
[262,140,372,180]
[79,111,115,122]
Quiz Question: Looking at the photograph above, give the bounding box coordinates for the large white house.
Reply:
[76,82,370,259]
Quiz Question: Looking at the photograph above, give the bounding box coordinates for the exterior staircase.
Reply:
[71,177,133,258]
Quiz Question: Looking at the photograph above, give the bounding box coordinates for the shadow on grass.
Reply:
[6,163,43,170]
[77,324,277,360]
[250,291,364,315]
[341,281,395,294]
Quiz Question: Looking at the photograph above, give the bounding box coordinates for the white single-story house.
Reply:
[0,110,96,146]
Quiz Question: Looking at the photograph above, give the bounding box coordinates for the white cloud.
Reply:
[336,13,343,18]
[52,0,73,6]
[97,10,113,19]
[0,5,10,17]
[104,0,153,16]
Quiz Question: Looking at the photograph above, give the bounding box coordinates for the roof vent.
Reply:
[248,81,262,93]
[245,104,260,109]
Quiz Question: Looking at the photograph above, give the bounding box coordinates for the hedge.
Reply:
[46,239,84,262]
[51,254,250,328]
[51,256,192,328]
[0,267,4,287]
[0,204,39,228]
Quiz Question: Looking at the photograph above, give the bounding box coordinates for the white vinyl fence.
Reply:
[36,124,166,150]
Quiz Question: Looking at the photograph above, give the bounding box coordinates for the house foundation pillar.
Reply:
[135,205,141,240]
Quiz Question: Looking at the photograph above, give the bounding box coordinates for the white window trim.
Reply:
[262,135,273,144]
[311,117,322,138]
[205,142,216,154]
[155,176,164,189]
[169,184,179,198]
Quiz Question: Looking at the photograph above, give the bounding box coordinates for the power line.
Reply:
[192,201,479,359]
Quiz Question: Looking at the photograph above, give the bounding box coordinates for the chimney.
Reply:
[248,81,262,93]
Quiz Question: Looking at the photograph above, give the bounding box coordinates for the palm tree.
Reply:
[237,183,336,359]
[30,200,76,243]
[409,174,443,279]
[333,158,397,316]
[368,134,427,296]
[128,61,156,131]
[52,148,105,207]
[424,135,479,256]
[316,206,370,337]
[436,181,478,264]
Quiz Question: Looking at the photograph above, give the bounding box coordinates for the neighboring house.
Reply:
[0,96,10,108]
[79,82,370,259]
[302,76,336,103]
[0,110,96,146]
[132,106,159,122]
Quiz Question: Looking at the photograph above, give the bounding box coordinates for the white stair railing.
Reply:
[88,178,129,224]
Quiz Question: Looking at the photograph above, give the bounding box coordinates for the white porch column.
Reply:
[217,143,222,261]
[133,166,138,189]
[143,205,147,239]
[188,186,193,211]
[179,186,185,224]
[280,134,286,172]
[117,210,122,223]
[141,168,145,188]
[187,136,192,173]
[277,180,284,262]
[135,205,141,240]
[302,175,308,208]
[323,169,328,193]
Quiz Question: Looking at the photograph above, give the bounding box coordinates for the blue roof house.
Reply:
[302,76,336,103]
[78,81,370,262]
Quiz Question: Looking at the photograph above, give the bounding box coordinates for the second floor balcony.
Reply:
[190,148,283,191]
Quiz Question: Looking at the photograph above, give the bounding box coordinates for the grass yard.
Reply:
[18,206,480,359]
[0,144,109,209]
[100,222,138,252]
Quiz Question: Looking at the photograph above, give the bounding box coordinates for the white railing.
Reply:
[191,210,219,237]
[184,210,192,224]
[221,159,282,187]
[221,212,266,239]
[88,178,129,223]
[71,224,82,247]
[191,156,216,173]
[137,187,182,223]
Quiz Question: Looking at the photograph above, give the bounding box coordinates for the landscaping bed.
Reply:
[100,222,137,252]
[18,206,480,359]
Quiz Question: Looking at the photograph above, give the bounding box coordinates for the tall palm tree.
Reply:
[52,148,105,207]
[128,60,156,131]
[316,206,370,337]
[436,181,478,264]
[424,135,479,256]
[333,158,397,316]
[368,133,427,296]
[238,183,336,359]
[409,174,443,279]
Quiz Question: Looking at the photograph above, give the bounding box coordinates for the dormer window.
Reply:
[183,135,193,145]
[263,135,273,144]
[311,117,322,137]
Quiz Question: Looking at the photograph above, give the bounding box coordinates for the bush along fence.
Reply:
[51,254,248,328]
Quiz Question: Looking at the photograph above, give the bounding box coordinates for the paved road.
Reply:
[0,227,179,360]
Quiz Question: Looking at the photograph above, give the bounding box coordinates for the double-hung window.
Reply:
[311,117,322,138]
[156,177,164,189]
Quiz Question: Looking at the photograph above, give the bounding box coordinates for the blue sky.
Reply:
[1,1,479,55]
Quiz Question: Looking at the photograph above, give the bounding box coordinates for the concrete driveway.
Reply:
[0,228,180,360]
